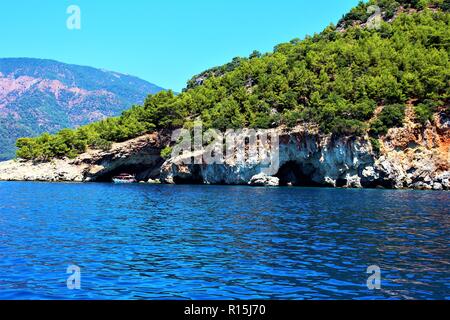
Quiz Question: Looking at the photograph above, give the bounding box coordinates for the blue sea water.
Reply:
[0,182,448,300]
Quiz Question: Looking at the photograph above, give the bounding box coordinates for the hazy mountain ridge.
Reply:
[0,58,165,160]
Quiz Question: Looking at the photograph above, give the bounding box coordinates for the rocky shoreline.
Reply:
[0,112,449,190]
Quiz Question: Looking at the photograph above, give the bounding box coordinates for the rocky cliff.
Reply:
[161,110,449,190]
[0,133,167,182]
[0,112,448,190]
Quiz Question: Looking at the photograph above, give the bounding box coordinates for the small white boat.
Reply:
[112,174,137,184]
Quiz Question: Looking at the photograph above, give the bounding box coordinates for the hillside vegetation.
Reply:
[15,0,450,161]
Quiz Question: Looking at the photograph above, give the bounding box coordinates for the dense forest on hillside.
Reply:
[15,0,450,160]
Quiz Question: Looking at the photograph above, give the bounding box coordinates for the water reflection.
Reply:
[0,182,448,299]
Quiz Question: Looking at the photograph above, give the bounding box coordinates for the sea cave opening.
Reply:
[275,161,324,187]
[172,165,204,185]
[94,163,163,183]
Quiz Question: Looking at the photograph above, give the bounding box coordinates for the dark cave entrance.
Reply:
[172,165,204,185]
[93,162,164,183]
[275,161,324,187]
[336,178,348,188]
[360,178,395,189]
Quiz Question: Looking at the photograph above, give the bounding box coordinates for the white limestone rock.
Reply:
[248,173,280,187]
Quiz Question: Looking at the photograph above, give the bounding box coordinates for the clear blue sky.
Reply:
[0,0,360,91]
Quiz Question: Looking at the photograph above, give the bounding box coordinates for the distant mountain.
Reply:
[0,58,165,160]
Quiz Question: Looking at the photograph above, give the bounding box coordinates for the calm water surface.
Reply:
[0,182,448,300]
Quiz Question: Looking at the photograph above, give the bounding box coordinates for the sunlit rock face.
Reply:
[248,173,280,187]
[161,112,449,190]
[370,110,450,190]
[160,127,377,188]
